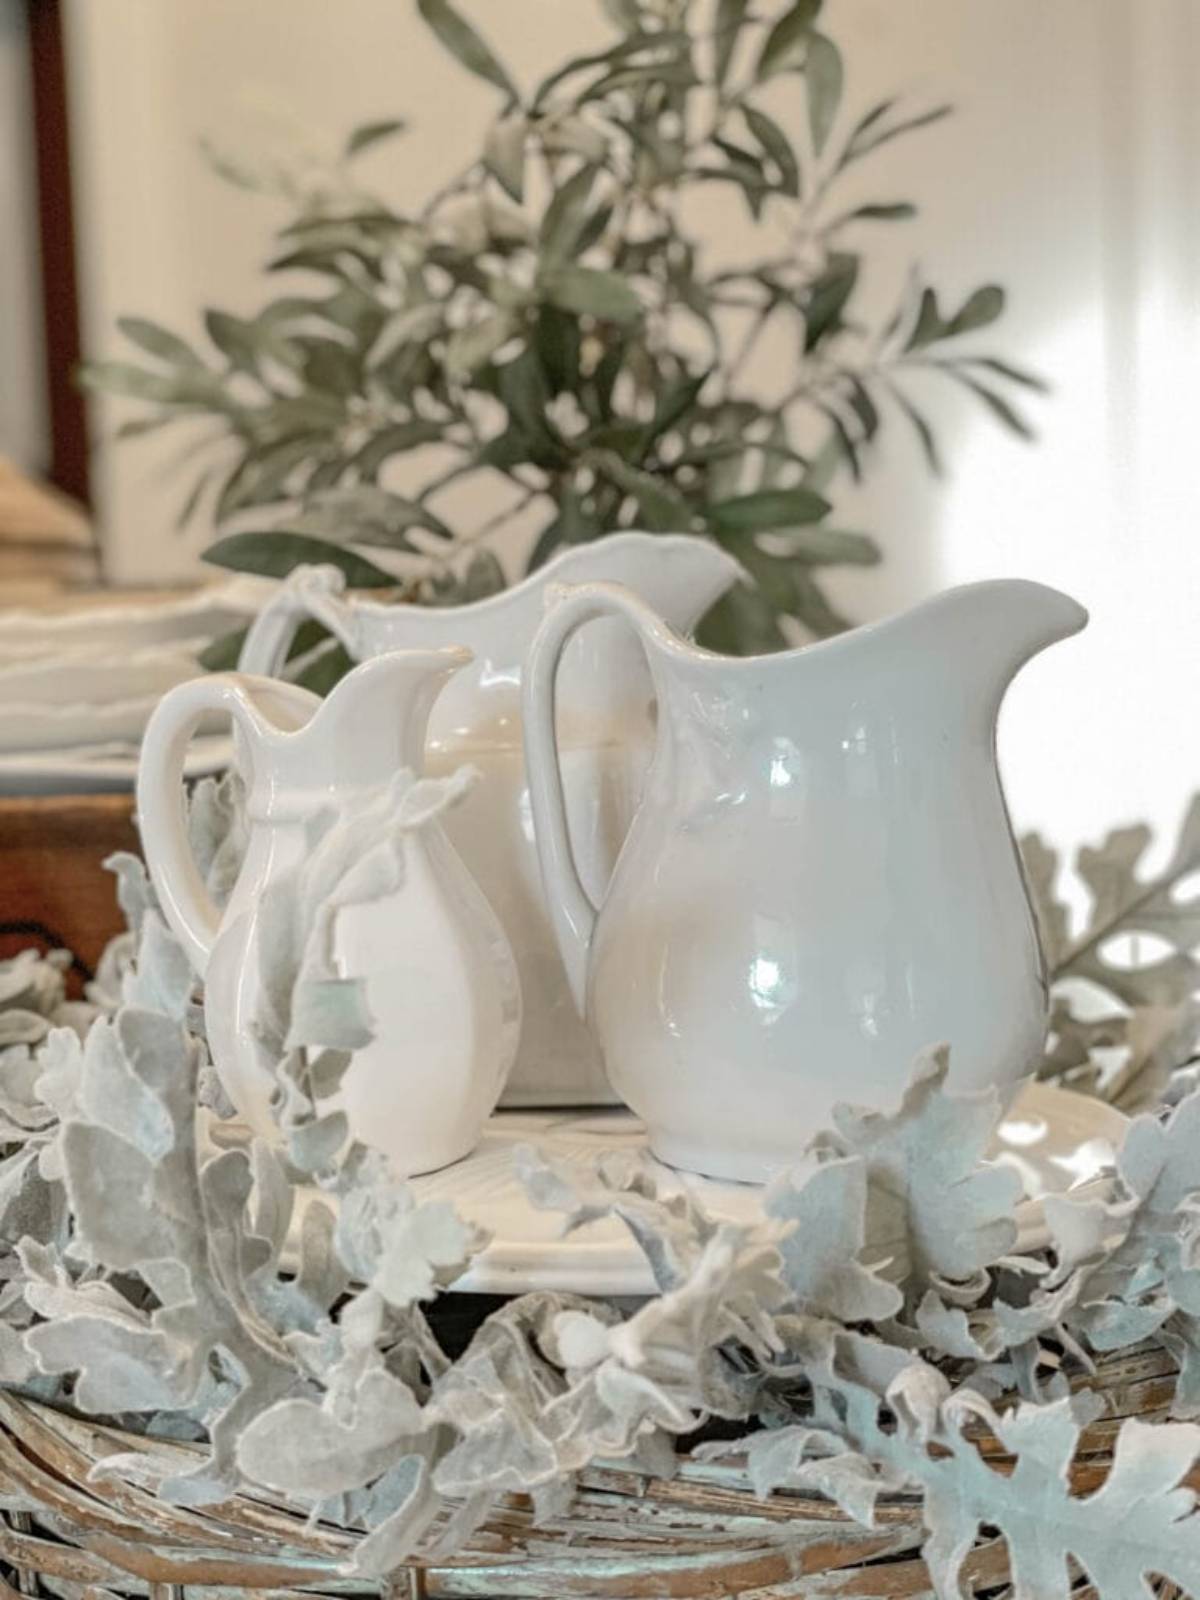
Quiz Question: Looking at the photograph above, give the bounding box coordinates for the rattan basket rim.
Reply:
[0,1343,1182,1597]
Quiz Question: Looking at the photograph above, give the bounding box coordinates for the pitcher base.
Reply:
[649,1132,788,1186]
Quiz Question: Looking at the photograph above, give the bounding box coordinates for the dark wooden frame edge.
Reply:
[25,0,90,507]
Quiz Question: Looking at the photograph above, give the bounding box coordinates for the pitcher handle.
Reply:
[238,564,357,676]
[137,674,312,978]
[522,581,669,1017]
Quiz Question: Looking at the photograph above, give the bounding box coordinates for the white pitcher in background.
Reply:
[137,651,520,1177]
[524,578,1088,1182]
[239,533,742,1106]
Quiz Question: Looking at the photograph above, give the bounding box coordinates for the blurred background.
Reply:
[1,0,1197,860]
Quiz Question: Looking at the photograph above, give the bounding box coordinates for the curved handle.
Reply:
[521,581,669,1017]
[136,675,291,978]
[238,564,357,676]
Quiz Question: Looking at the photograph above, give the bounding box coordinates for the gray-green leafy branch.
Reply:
[85,0,1040,660]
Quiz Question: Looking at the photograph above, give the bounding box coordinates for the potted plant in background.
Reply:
[85,0,1040,675]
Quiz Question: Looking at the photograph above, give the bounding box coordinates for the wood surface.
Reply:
[0,792,136,977]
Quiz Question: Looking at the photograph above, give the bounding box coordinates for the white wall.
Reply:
[63,0,1199,856]
[820,0,1200,868]
[0,0,48,474]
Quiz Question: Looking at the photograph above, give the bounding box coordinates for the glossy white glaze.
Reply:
[137,652,520,1177]
[523,578,1089,1181]
[238,534,742,1105]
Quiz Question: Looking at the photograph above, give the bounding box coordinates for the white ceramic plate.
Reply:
[0,695,178,756]
[0,735,233,795]
[208,1080,1127,1297]
[0,577,266,664]
[0,647,203,709]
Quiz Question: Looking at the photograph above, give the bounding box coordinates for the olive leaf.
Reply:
[805,31,843,154]
[714,0,750,88]
[755,0,822,78]
[345,118,407,159]
[116,315,204,369]
[205,531,398,588]
[416,0,519,102]
[483,114,527,200]
[905,283,1007,349]
[543,265,642,324]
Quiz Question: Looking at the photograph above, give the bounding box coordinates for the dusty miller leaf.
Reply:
[236,1367,425,1498]
[765,1155,903,1322]
[822,1047,1021,1293]
[1022,798,1200,1103]
[922,1396,1200,1598]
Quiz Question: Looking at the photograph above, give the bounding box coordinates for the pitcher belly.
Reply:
[334,841,520,1176]
[429,741,645,1107]
[206,840,520,1179]
[588,850,1048,1183]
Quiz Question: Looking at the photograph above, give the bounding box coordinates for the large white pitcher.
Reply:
[524,578,1088,1181]
[138,651,520,1176]
[239,534,741,1105]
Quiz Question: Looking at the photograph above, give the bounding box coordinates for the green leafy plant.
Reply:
[86,0,1042,652]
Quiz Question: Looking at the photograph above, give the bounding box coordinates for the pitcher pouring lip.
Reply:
[238,533,745,676]
[545,576,1088,729]
[296,645,474,778]
[853,578,1089,701]
[561,576,1086,671]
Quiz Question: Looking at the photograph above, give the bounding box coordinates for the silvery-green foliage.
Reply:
[5,973,1200,1591]
[5,812,1200,1589]
[83,0,1040,659]
[1023,794,1200,1111]
[931,1402,1200,1600]
[765,1154,902,1322]
[869,1381,1200,1600]
[24,1002,304,1499]
[812,1046,1021,1298]
[705,1316,1200,1597]
[0,946,103,1327]
[1014,1089,1200,1418]
[0,948,97,1052]
[10,915,476,1513]
[186,770,248,910]
[93,777,245,1020]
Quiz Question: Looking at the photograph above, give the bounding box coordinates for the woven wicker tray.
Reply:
[0,1337,1186,1598]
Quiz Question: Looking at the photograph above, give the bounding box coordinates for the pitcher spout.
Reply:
[311,647,472,779]
[920,579,1088,709]
[542,533,744,633]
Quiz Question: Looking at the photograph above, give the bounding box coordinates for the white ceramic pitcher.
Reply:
[238,533,741,1105]
[524,578,1088,1182]
[138,651,520,1176]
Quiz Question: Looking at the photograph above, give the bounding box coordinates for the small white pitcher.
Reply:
[137,651,520,1177]
[238,533,741,1106]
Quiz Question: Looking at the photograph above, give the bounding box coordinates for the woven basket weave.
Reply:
[0,1343,1188,1599]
